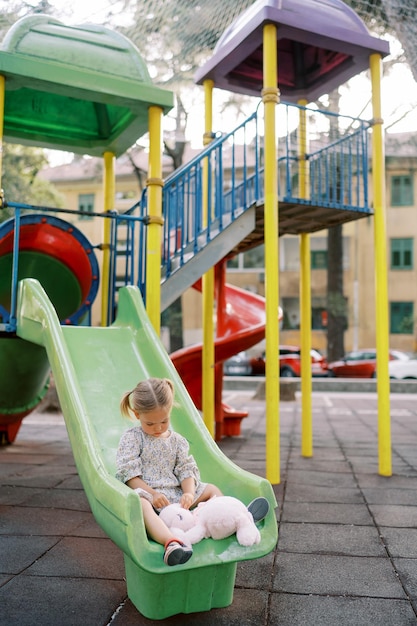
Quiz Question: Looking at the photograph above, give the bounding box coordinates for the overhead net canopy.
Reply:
[2,2,415,90]
[120,0,257,84]
[349,0,417,81]
[114,0,416,84]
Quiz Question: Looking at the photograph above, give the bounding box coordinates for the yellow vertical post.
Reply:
[300,234,312,456]
[146,106,164,334]
[101,150,115,326]
[370,54,392,476]
[298,100,313,457]
[202,79,215,438]
[0,76,4,194]
[263,24,280,484]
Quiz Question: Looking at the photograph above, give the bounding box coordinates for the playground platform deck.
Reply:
[1,385,417,625]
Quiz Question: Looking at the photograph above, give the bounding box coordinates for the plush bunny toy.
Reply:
[159,496,261,547]
[158,502,196,545]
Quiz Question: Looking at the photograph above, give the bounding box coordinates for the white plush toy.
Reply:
[159,496,261,547]
[158,502,196,546]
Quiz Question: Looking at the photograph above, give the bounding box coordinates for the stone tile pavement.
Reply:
[1,388,417,625]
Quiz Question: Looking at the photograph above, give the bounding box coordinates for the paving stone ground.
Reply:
[1,388,417,625]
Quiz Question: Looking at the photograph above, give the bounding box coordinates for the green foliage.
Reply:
[327,291,347,318]
[0,1,55,38]
[1,143,65,221]
[346,0,389,33]
[398,315,414,335]
[115,0,401,87]
[119,0,254,85]
[0,2,20,29]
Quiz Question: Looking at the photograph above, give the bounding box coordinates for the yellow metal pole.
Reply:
[298,100,313,457]
[263,24,280,484]
[101,150,115,326]
[370,53,392,476]
[146,105,164,335]
[300,233,312,456]
[0,75,4,195]
[202,79,215,438]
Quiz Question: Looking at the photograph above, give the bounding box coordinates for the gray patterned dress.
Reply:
[116,426,207,510]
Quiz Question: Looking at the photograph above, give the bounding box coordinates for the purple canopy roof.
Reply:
[194,0,390,102]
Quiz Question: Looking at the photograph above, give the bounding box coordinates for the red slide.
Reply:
[0,214,99,444]
[170,272,277,439]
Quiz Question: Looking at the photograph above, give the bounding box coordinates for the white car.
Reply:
[388,358,417,379]
[223,351,252,376]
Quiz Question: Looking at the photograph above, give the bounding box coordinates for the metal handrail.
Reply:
[151,103,372,285]
[1,103,372,330]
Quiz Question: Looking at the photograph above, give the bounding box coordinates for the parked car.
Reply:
[327,349,409,378]
[388,358,417,379]
[223,351,252,376]
[250,345,328,378]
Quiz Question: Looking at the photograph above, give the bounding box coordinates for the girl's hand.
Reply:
[152,491,170,509]
[180,492,194,510]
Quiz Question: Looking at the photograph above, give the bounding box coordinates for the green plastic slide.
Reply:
[16,278,277,620]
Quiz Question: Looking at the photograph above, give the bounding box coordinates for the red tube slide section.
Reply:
[171,279,275,438]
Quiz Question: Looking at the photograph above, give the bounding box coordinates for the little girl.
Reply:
[116,377,223,566]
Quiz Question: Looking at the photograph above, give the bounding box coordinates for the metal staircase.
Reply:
[110,101,372,317]
[0,101,373,330]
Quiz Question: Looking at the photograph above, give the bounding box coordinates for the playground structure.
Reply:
[192,0,391,483]
[0,1,391,619]
[0,213,99,443]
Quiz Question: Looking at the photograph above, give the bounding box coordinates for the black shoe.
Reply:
[164,540,193,566]
[247,497,270,523]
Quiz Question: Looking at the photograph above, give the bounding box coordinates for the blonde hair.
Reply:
[120,377,175,419]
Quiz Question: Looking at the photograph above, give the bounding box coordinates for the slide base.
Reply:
[124,553,236,620]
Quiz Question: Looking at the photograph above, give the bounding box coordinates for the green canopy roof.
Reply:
[0,15,173,157]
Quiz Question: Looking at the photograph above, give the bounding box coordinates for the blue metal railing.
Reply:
[107,201,147,322]
[2,103,372,330]
[159,111,261,284]
[4,208,21,330]
[151,103,371,286]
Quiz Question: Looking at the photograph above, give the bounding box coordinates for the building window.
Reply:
[281,297,300,329]
[312,307,328,329]
[281,297,329,330]
[229,235,353,273]
[390,301,414,334]
[226,256,239,269]
[243,245,264,268]
[391,238,413,270]
[280,235,349,271]
[311,250,328,269]
[280,237,299,271]
[227,244,264,270]
[78,193,94,220]
[391,175,413,206]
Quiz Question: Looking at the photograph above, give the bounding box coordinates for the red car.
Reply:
[250,345,328,377]
[327,349,409,378]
